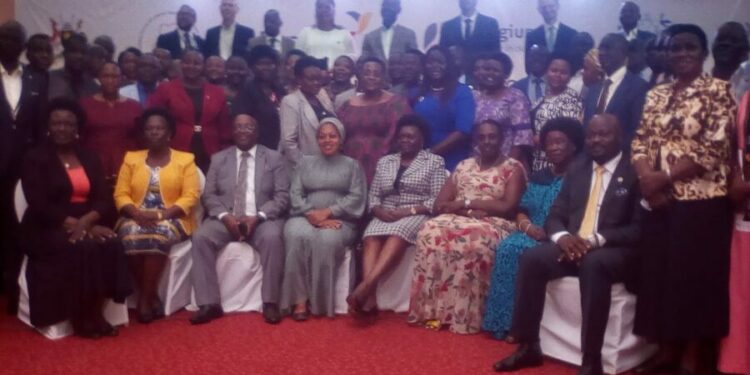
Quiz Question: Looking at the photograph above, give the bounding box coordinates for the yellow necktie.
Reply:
[578,166,605,238]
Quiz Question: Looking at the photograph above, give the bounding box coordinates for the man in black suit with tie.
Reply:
[583,34,649,149]
[156,5,205,58]
[203,0,254,59]
[493,114,641,375]
[0,21,47,313]
[619,2,656,44]
[439,0,501,57]
[525,0,577,57]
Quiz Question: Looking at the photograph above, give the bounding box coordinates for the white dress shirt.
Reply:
[1,64,23,120]
[461,12,478,39]
[551,152,623,248]
[178,29,199,51]
[381,25,396,60]
[296,26,357,69]
[266,33,283,55]
[623,28,639,42]
[219,23,236,60]
[598,65,627,110]
[218,146,259,219]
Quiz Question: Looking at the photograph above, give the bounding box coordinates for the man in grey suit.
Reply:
[247,10,295,59]
[190,113,290,325]
[361,0,418,62]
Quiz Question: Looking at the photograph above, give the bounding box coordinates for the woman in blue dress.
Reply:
[482,117,584,340]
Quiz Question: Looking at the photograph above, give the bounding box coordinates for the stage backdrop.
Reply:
[15,0,750,79]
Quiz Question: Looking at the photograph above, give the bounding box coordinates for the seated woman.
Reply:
[482,117,583,340]
[20,98,131,338]
[281,118,367,320]
[113,108,200,323]
[408,119,526,334]
[347,114,447,316]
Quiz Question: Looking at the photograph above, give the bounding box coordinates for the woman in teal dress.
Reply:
[482,117,583,340]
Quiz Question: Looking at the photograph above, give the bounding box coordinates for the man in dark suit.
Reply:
[248,10,295,60]
[190,113,289,325]
[525,0,577,58]
[512,44,550,104]
[203,0,254,59]
[156,5,205,58]
[0,21,47,313]
[439,0,501,57]
[493,114,641,375]
[584,34,649,149]
[619,1,656,44]
[362,0,418,62]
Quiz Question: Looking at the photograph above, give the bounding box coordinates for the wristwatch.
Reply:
[257,211,268,222]
[464,199,471,208]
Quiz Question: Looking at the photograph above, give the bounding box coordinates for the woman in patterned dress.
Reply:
[114,108,200,323]
[408,119,526,334]
[531,56,583,172]
[347,114,446,315]
[482,117,583,340]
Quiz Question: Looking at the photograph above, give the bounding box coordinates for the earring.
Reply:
[75,133,80,139]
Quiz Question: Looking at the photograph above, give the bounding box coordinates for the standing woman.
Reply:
[279,56,336,165]
[348,115,446,315]
[325,55,355,103]
[148,49,231,173]
[472,52,534,165]
[281,118,366,320]
[222,56,249,108]
[296,0,356,70]
[20,98,131,338]
[80,62,142,184]
[114,108,200,323]
[338,57,412,183]
[408,120,526,334]
[412,46,475,171]
[631,24,736,374]
[531,55,583,172]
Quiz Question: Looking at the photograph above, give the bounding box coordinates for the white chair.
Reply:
[14,181,129,340]
[375,245,416,313]
[188,244,354,315]
[126,169,206,316]
[539,277,658,374]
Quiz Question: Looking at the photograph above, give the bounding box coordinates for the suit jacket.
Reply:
[47,69,99,100]
[147,80,231,156]
[583,71,649,147]
[156,30,206,59]
[545,155,641,248]
[362,25,418,62]
[203,24,255,58]
[439,13,501,55]
[511,75,546,103]
[624,29,657,44]
[202,145,290,220]
[278,89,335,164]
[114,149,200,233]
[525,23,578,56]
[247,32,295,58]
[0,67,47,180]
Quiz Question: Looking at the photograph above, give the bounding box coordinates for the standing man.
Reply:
[583,34,649,149]
[525,0,577,57]
[0,21,47,314]
[203,0,254,59]
[512,44,550,105]
[362,0,418,62]
[248,10,295,60]
[619,2,656,43]
[493,114,641,375]
[48,33,99,100]
[439,0,501,57]
[119,53,162,106]
[712,22,750,100]
[156,5,205,59]
[190,113,289,325]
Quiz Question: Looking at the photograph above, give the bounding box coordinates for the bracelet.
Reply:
[519,221,532,233]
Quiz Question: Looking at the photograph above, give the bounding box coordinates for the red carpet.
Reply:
[1,305,587,375]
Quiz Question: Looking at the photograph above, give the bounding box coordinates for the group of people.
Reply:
[1,0,750,375]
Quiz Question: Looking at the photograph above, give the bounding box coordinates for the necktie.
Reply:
[546,25,556,50]
[533,78,543,102]
[579,165,605,238]
[233,151,251,216]
[270,37,277,49]
[183,32,193,50]
[464,19,472,40]
[596,79,613,114]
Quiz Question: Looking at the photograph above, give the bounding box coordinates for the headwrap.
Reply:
[318,117,346,140]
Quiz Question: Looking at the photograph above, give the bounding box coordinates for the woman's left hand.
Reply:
[438,200,463,214]
[467,209,488,219]
[88,225,117,242]
[67,220,92,244]
[316,219,342,230]
[305,208,332,226]
[639,170,670,198]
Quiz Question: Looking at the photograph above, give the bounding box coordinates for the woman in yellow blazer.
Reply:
[114,108,200,323]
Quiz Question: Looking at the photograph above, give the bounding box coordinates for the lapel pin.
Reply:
[617,176,623,183]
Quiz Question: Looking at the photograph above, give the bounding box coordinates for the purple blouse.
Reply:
[473,88,534,156]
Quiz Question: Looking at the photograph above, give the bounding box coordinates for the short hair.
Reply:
[46,97,87,130]
[547,53,573,71]
[62,32,87,51]
[539,117,584,154]
[137,107,177,135]
[27,33,51,47]
[404,48,425,61]
[358,56,386,73]
[246,45,280,65]
[117,47,142,63]
[474,118,505,135]
[285,49,306,61]
[180,48,204,60]
[668,23,709,54]
[395,114,431,146]
[473,51,514,77]
[294,55,323,77]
